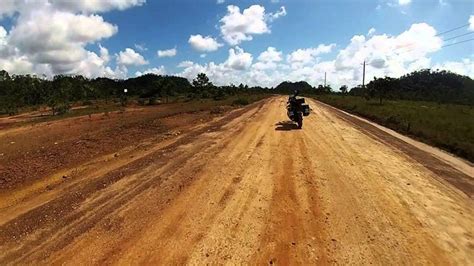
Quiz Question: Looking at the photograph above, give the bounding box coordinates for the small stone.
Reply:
[62,175,68,179]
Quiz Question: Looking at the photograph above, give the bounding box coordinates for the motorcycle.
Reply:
[287,93,310,129]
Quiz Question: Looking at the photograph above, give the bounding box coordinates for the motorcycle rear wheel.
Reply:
[297,114,303,129]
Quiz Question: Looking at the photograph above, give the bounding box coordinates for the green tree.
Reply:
[48,75,72,115]
[339,85,348,95]
[0,76,21,115]
[193,73,211,89]
[0,70,10,81]
[192,73,214,98]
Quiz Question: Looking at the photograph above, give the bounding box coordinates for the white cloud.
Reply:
[469,15,474,31]
[219,5,286,45]
[217,0,225,4]
[157,47,177,57]
[49,0,146,13]
[335,23,442,75]
[176,47,255,86]
[398,0,412,5]
[0,26,7,47]
[99,44,111,63]
[433,58,474,77]
[134,43,147,51]
[368,28,376,36]
[268,6,287,21]
[135,66,166,76]
[117,48,148,66]
[4,8,118,75]
[0,0,145,18]
[226,46,253,70]
[9,10,117,55]
[258,47,283,62]
[188,34,223,52]
[178,61,194,68]
[0,0,141,78]
[287,44,336,67]
[176,22,473,89]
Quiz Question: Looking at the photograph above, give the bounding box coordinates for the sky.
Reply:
[0,0,473,89]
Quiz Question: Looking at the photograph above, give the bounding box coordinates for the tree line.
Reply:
[348,69,474,105]
[1,68,473,115]
[273,70,474,106]
[0,70,270,115]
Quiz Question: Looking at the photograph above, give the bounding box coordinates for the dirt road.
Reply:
[1,97,473,265]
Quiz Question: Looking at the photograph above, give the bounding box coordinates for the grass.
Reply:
[315,95,474,162]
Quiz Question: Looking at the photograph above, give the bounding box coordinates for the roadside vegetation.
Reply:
[0,70,269,120]
[311,69,474,162]
[315,95,474,162]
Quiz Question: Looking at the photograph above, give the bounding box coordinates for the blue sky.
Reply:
[101,0,473,71]
[0,0,473,88]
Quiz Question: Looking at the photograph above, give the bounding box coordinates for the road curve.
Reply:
[0,96,472,265]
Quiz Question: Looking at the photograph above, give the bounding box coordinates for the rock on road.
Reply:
[0,97,473,265]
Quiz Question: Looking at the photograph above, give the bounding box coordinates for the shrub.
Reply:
[232,98,249,106]
[53,103,71,115]
[82,100,93,106]
[137,98,146,106]
[148,96,160,105]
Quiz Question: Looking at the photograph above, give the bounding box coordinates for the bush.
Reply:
[148,96,160,105]
[137,98,147,106]
[232,98,249,106]
[53,103,71,115]
[82,100,93,106]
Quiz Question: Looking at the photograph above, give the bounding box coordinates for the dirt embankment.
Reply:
[0,102,233,191]
[0,97,472,265]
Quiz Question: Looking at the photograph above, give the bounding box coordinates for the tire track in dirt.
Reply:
[317,100,473,197]
[0,100,267,264]
[0,96,472,265]
[305,99,471,264]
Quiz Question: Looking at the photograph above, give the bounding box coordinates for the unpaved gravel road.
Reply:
[0,97,473,265]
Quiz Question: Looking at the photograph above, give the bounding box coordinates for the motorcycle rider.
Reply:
[288,89,299,107]
[286,89,308,129]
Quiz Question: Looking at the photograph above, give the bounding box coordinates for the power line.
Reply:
[369,23,470,55]
[441,38,474,48]
[435,23,470,36]
[393,35,474,55]
[442,31,474,42]
[393,31,473,54]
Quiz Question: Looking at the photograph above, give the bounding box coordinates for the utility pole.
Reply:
[362,61,366,88]
[324,72,327,87]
